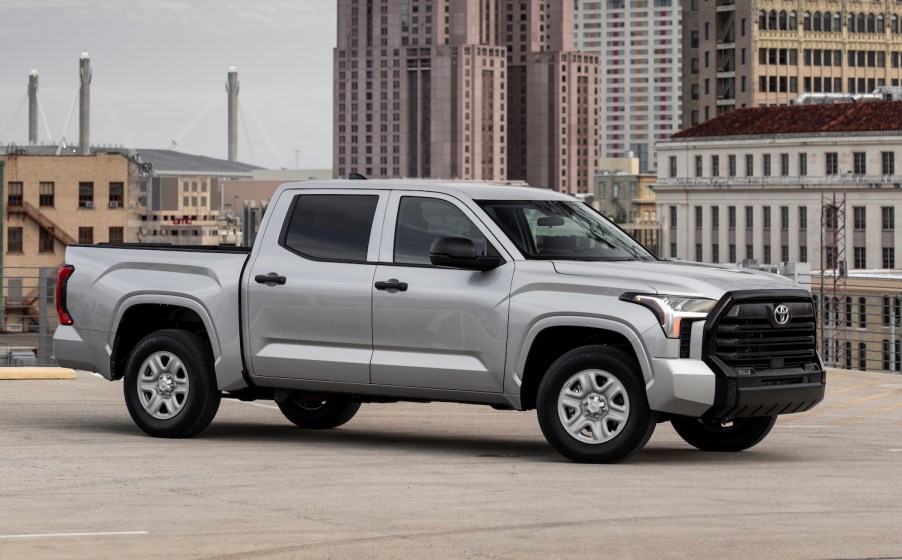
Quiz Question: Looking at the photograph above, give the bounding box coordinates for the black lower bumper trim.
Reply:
[703,372,826,418]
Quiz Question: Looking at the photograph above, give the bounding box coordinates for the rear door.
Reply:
[246,188,387,383]
[370,191,515,392]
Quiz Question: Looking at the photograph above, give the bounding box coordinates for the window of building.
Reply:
[781,245,789,263]
[39,227,54,253]
[762,154,771,176]
[745,206,754,229]
[696,244,703,262]
[746,244,754,260]
[763,206,771,229]
[728,155,736,176]
[825,152,838,175]
[859,298,868,329]
[800,245,807,262]
[670,205,678,227]
[745,154,754,176]
[669,156,677,178]
[78,227,94,245]
[799,153,807,176]
[7,227,23,253]
[883,206,895,230]
[853,152,867,175]
[859,342,867,371]
[695,206,703,228]
[282,194,380,262]
[39,182,55,207]
[884,247,896,268]
[109,227,124,244]
[780,153,789,176]
[671,242,677,258]
[729,244,736,262]
[711,155,719,177]
[763,245,771,264]
[695,155,703,177]
[728,206,736,229]
[883,152,895,175]
[781,206,789,229]
[854,207,866,230]
[854,246,867,268]
[712,244,720,262]
[712,206,720,228]
[79,182,94,208]
[8,182,23,208]
[800,206,808,230]
[109,182,124,208]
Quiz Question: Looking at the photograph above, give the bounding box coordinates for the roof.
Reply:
[5,145,260,175]
[276,179,575,201]
[672,101,902,140]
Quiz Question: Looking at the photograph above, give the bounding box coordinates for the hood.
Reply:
[551,259,800,300]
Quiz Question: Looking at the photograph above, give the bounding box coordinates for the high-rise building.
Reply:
[574,0,683,173]
[333,0,600,193]
[682,0,902,126]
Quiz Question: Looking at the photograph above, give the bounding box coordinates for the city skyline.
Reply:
[0,0,336,170]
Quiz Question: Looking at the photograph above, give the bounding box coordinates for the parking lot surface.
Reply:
[1,369,901,559]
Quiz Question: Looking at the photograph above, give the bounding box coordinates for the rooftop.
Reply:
[672,101,902,139]
[4,145,260,176]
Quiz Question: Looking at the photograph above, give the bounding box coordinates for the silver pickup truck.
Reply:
[53,179,825,463]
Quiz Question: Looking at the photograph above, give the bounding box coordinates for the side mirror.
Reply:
[429,237,504,271]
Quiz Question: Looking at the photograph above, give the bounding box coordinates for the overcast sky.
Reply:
[0,0,336,170]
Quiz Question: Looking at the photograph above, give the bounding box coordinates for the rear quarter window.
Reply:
[280,194,379,262]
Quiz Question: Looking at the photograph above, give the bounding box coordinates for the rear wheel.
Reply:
[536,346,656,463]
[277,393,360,429]
[123,329,221,438]
[671,416,777,452]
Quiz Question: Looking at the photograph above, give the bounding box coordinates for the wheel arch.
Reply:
[515,317,652,411]
[110,296,220,381]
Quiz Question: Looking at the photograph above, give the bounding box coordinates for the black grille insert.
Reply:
[710,299,818,373]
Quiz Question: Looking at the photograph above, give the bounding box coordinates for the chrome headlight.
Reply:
[620,293,717,338]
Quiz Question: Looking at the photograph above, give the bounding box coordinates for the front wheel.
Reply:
[671,416,777,452]
[123,329,221,438]
[536,346,657,463]
[277,393,361,429]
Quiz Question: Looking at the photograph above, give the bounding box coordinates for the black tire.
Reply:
[277,393,361,429]
[671,415,777,452]
[123,329,221,438]
[536,345,657,463]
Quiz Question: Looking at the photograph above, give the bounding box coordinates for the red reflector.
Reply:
[57,265,75,325]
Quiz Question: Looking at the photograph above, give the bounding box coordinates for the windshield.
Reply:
[477,200,656,262]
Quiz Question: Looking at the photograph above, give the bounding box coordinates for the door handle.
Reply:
[255,273,287,286]
[374,279,408,292]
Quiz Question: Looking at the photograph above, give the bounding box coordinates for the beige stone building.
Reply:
[333,0,600,193]
[682,0,902,126]
[0,150,139,332]
[2,151,139,269]
[588,157,660,254]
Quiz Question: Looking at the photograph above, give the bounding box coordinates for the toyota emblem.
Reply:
[774,304,790,325]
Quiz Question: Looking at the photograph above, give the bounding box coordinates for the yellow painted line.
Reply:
[786,389,902,421]
[825,379,887,396]
[828,401,902,426]
[0,367,77,380]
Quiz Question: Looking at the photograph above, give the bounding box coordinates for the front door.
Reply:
[246,189,387,383]
[371,192,514,392]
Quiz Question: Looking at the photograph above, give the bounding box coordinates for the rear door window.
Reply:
[281,194,379,262]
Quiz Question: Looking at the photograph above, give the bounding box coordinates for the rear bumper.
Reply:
[53,325,108,378]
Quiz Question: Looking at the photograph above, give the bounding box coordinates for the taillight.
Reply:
[57,265,75,325]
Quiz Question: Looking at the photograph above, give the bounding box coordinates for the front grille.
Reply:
[710,299,818,373]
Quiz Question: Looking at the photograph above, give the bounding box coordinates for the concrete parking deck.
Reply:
[0,369,900,559]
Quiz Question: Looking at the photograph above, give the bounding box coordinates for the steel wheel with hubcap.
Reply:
[671,415,777,452]
[124,329,220,438]
[537,345,656,463]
